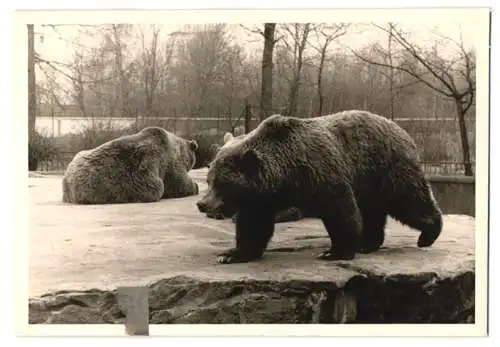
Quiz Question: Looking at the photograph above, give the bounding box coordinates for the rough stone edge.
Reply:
[29,261,475,324]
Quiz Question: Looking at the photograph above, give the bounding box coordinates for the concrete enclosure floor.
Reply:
[28,168,475,297]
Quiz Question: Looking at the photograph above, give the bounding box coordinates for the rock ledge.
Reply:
[30,262,475,324]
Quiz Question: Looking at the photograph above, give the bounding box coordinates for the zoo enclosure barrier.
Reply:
[37,152,475,177]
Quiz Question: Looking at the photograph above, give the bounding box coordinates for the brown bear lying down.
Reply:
[62,127,199,204]
[197,110,442,264]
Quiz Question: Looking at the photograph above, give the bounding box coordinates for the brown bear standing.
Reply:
[62,127,199,204]
[197,110,443,264]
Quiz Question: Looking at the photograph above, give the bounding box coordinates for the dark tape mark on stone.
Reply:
[117,286,149,336]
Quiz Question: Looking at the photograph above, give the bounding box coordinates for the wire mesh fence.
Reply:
[419,161,476,176]
[32,108,476,177]
[36,151,475,177]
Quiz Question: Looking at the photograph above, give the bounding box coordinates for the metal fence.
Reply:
[419,161,476,176]
[37,151,475,177]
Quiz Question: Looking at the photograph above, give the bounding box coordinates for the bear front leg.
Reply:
[317,186,363,261]
[217,209,275,264]
[163,170,199,199]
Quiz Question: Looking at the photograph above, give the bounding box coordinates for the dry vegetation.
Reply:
[28,23,476,175]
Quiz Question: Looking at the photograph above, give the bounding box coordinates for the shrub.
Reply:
[28,131,60,171]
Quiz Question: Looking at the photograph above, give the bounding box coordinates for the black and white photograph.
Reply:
[12,6,490,337]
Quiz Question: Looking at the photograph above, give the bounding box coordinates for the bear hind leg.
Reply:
[388,185,443,248]
[134,175,164,202]
[317,187,363,261]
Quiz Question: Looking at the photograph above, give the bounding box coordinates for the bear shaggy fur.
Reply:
[62,127,199,204]
[203,131,312,223]
[196,110,443,264]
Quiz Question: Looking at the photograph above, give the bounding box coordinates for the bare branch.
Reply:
[239,24,264,36]
[374,24,457,94]
[345,44,454,97]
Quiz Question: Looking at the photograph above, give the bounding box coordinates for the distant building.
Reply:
[35,103,252,136]
[35,103,135,136]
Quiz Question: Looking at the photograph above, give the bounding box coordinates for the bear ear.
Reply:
[238,149,261,174]
[223,132,234,144]
[188,140,198,152]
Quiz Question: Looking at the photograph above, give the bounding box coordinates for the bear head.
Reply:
[197,131,253,218]
[180,138,199,171]
[196,116,297,218]
[140,126,199,171]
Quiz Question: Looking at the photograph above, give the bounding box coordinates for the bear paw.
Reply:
[217,254,236,264]
[316,248,356,261]
[358,245,381,254]
[206,211,226,220]
[216,249,261,264]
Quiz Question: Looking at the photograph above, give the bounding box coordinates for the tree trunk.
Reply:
[260,23,276,122]
[286,24,310,118]
[316,45,327,117]
[387,24,395,120]
[244,99,251,134]
[28,24,36,144]
[455,100,473,176]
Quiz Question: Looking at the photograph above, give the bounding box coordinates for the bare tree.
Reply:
[261,24,277,121]
[352,24,475,176]
[309,24,349,116]
[28,24,36,143]
[110,24,131,117]
[281,23,312,118]
[386,23,395,119]
[34,23,474,175]
[69,52,86,117]
[219,44,247,129]
[240,23,279,121]
[174,24,230,116]
[140,25,160,118]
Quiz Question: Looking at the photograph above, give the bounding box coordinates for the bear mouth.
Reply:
[208,202,237,219]
[206,210,230,219]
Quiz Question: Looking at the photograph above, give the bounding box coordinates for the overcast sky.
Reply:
[36,20,476,63]
[32,12,481,94]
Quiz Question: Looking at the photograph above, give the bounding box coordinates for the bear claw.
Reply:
[217,255,234,264]
[316,249,355,261]
[216,249,263,264]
